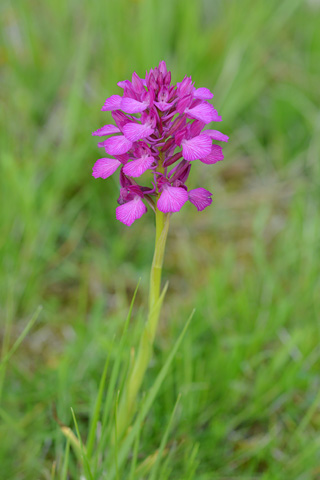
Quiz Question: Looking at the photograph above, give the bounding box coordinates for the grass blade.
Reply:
[86,347,112,459]
[148,393,181,480]
[109,309,195,478]
[70,407,93,480]
[96,280,141,460]
[128,420,141,480]
[0,305,42,368]
[114,390,120,480]
[61,439,70,480]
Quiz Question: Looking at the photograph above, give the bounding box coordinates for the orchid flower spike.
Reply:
[92,61,228,226]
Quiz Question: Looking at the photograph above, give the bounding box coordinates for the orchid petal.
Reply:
[176,94,193,113]
[200,145,224,164]
[92,124,121,136]
[131,72,145,94]
[122,155,154,177]
[101,95,122,111]
[185,102,221,123]
[157,186,188,213]
[158,61,167,76]
[121,97,148,113]
[204,130,229,142]
[116,197,147,226]
[117,80,131,89]
[182,134,212,161]
[189,120,206,138]
[102,135,133,155]
[188,188,213,211]
[92,158,121,179]
[193,87,214,100]
[154,101,172,111]
[177,77,194,96]
[123,122,155,142]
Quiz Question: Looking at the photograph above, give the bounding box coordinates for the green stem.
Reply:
[149,208,169,339]
[116,208,170,439]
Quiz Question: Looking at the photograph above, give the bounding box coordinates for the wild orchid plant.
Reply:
[92,61,228,439]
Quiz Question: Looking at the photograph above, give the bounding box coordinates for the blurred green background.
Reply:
[1,0,320,478]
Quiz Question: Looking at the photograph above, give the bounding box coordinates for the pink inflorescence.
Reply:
[92,61,228,226]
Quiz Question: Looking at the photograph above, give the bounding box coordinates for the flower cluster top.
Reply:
[92,61,228,226]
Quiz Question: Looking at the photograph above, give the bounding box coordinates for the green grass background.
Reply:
[1,0,320,478]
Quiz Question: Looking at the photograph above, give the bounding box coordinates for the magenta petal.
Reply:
[121,97,148,113]
[122,155,154,177]
[116,197,147,226]
[189,120,206,138]
[200,145,224,164]
[157,186,188,213]
[101,95,122,111]
[131,72,144,94]
[193,87,214,100]
[185,102,221,123]
[154,101,172,111]
[123,122,155,142]
[182,134,212,161]
[177,94,193,113]
[117,80,131,89]
[102,135,133,155]
[188,188,213,211]
[204,130,229,142]
[92,158,121,179]
[92,124,121,136]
